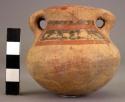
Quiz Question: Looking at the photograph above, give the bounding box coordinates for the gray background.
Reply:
[0,0,125,102]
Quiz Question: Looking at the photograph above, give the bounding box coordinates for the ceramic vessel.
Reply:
[27,5,120,96]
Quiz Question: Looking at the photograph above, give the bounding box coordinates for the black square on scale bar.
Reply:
[6,82,19,95]
[7,28,20,42]
[6,55,20,68]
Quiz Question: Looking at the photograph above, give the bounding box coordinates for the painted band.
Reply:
[36,40,110,46]
[46,25,95,30]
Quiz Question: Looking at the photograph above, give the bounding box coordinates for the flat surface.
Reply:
[0,0,125,102]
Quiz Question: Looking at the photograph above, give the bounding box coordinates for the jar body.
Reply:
[27,5,120,96]
[27,43,120,96]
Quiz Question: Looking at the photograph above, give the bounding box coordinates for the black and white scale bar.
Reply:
[6,28,20,95]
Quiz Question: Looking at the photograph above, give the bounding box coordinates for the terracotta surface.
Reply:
[27,5,120,96]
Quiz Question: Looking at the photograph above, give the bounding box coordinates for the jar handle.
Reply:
[29,10,45,35]
[95,10,116,35]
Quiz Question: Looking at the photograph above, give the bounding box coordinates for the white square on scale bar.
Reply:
[6,69,19,82]
[6,42,20,55]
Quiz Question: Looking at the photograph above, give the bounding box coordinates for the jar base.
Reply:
[58,94,84,98]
